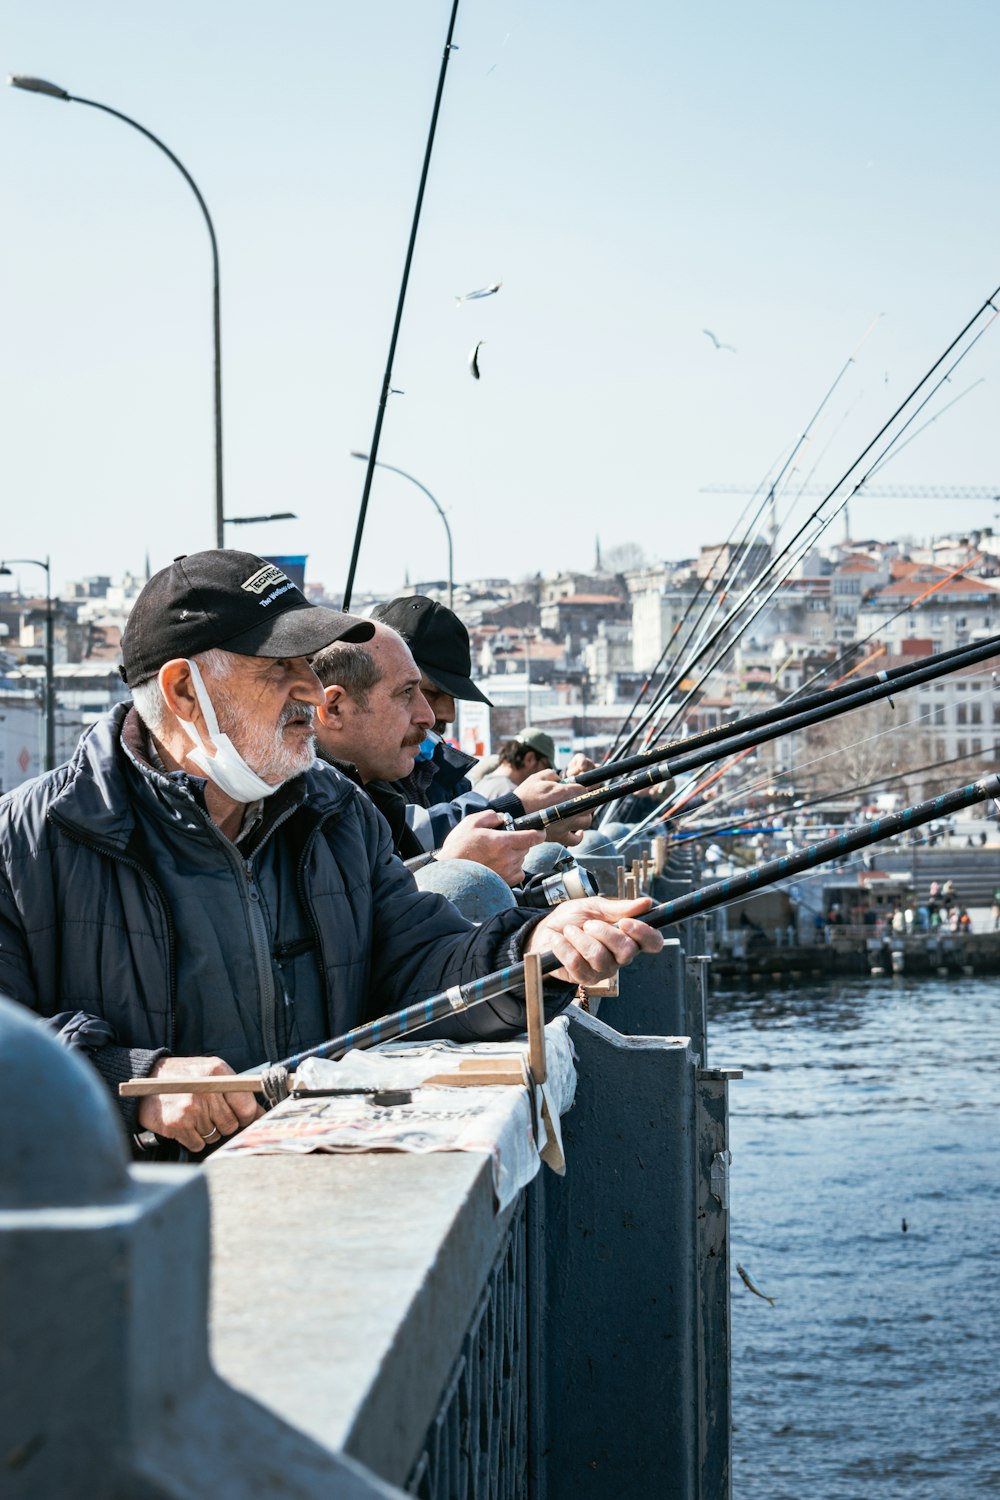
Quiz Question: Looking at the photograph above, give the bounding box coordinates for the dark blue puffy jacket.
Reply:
[0,705,563,1128]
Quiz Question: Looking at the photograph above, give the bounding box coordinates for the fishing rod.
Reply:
[270,772,1000,1070]
[611,632,997,845]
[668,741,1000,843]
[625,659,986,846]
[635,659,1000,849]
[515,633,1000,831]
[614,292,999,759]
[573,631,1000,788]
[648,700,939,839]
[342,0,461,610]
[606,319,881,765]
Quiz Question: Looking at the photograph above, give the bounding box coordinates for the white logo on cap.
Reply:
[241,564,289,595]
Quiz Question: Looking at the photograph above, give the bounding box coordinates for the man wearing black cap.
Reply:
[371,596,588,853]
[0,552,661,1155]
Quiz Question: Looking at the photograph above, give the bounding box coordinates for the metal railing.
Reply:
[407,1198,528,1500]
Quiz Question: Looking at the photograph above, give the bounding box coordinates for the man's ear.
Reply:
[158,659,200,725]
[316,682,348,729]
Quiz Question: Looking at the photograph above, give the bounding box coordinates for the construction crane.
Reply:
[700,484,1000,545]
[700,485,1000,499]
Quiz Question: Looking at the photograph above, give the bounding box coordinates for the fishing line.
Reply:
[629,335,996,769]
[670,740,1000,847]
[635,293,1000,746]
[606,325,883,765]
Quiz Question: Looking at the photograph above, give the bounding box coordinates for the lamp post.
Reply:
[0,556,54,771]
[349,453,453,610]
[8,74,225,547]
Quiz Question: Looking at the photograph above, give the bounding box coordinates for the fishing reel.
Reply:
[515,843,599,909]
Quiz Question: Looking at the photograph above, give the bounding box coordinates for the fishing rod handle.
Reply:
[643,773,1000,931]
[577,631,1000,788]
[278,949,564,1071]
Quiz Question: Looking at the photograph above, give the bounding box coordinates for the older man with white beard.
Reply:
[0,550,663,1157]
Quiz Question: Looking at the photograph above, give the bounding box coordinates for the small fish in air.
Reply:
[469,341,484,380]
[736,1262,775,1307]
[456,282,503,304]
[703,328,737,353]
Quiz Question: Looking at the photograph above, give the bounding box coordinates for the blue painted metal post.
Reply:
[695,1065,738,1497]
[538,1008,738,1498]
[685,954,712,1065]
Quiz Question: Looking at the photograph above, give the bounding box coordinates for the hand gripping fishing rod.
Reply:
[511,631,1000,831]
[271,772,1000,1072]
[572,631,1000,789]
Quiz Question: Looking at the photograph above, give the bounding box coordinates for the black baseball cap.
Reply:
[120,550,374,686]
[371,595,492,705]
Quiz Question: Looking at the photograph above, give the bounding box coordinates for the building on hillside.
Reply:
[829,554,887,643]
[582,622,632,685]
[856,567,1000,653]
[538,594,629,657]
[695,537,770,582]
[630,581,703,672]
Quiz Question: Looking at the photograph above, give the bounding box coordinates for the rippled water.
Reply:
[708,975,1000,1500]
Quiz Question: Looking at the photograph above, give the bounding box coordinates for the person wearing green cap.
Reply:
[475,730,558,800]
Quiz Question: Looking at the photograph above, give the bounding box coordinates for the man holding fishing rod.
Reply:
[310,620,547,884]
[0,551,661,1155]
[371,595,592,850]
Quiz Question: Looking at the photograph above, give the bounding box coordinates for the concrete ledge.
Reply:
[207,1150,513,1487]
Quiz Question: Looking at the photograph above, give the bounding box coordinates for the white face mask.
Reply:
[177,659,282,803]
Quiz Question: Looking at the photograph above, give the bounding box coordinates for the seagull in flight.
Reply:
[456,281,503,304]
[469,341,484,380]
[703,328,737,353]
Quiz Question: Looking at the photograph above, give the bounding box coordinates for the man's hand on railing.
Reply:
[524,895,663,986]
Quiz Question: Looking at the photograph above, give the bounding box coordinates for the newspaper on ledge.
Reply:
[221,1016,577,1212]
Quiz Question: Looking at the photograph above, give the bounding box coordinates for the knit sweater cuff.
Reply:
[89,1044,172,1134]
[489,791,526,820]
[483,915,574,1029]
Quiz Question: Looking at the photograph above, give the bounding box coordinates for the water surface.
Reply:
[708,975,1000,1499]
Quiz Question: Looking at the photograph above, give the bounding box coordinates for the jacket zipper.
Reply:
[50,814,180,1052]
[213,800,302,1064]
[295,808,341,1036]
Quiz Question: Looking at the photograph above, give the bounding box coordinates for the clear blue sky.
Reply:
[2,1,999,599]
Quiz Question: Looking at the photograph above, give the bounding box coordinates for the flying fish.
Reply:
[736,1262,776,1307]
[456,282,503,304]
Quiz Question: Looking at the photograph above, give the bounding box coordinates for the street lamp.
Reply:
[0,556,54,771]
[349,452,453,610]
[8,74,225,547]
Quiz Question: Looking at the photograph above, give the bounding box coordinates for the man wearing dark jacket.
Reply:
[0,551,661,1155]
[371,595,589,851]
[311,623,544,884]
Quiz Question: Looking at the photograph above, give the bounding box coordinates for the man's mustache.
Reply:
[402,730,427,748]
[280,702,316,728]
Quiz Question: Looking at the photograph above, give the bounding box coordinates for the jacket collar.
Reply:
[47,703,357,852]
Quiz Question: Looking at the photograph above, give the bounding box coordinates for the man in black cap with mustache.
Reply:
[371,595,589,852]
[0,553,661,1156]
